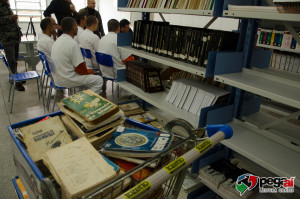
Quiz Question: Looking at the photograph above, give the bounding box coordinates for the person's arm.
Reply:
[122,55,135,65]
[97,12,105,37]
[43,0,56,17]
[75,62,93,75]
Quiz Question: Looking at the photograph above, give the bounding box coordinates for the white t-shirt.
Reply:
[79,29,100,69]
[37,33,54,62]
[74,26,84,44]
[97,32,127,79]
[51,34,86,88]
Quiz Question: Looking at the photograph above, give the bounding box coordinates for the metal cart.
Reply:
[8,111,232,199]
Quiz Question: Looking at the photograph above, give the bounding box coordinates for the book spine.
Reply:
[262,30,268,44]
[277,31,284,47]
[266,30,272,45]
[290,37,297,49]
[270,29,276,46]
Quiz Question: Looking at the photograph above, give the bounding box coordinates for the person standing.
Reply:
[43,0,77,37]
[0,0,24,91]
[79,0,105,38]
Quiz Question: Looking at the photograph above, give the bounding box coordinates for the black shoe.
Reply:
[15,83,25,91]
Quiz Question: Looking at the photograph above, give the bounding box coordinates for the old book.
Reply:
[61,90,119,124]
[44,137,116,199]
[149,121,164,130]
[129,112,156,123]
[119,102,141,111]
[21,116,72,162]
[58,102,122,132]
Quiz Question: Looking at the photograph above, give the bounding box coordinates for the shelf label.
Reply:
[123,180,151,199]
[195,140,212,153]
[164,157,186,175]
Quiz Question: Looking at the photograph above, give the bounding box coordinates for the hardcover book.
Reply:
[61,90,119,124]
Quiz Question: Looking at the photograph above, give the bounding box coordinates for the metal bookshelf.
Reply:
[223,10,300,22]
[214,68,300,109]
[119,46,207,77]
[222,119,300,187]
[118,81,200,128]
[118,8,214,16]
[256,43,300,54]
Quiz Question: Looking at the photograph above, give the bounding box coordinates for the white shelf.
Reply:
[222,119,300,188]
[118,8,213,16]
[119,46,206,77]
[118,81,199,128]
[256,43,300,54]
[214,68,300,109]
[223,10,300,22]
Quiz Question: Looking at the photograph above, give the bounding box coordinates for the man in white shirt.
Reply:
[79,15,100,69]
[98,19,134,79]
[37,17,56,62]
[51,17,103,94]
[74,13,86,44]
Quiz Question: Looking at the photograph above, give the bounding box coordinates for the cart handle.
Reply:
[117,124,233,199]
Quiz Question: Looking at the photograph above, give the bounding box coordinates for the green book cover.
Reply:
[62,90,118,122]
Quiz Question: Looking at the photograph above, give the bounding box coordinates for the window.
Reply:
[9,0,46,22]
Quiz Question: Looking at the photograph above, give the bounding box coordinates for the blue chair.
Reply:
[80,47,97,70]
[37,50,50,101]
[95,52,119,102]
[0,50,41,113]
[39,54,70,112]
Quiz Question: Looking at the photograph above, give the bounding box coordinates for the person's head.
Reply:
[87,0,96,9]
[86,15,98,32]
[76,13,86,28]
[40,17,56,35]
[0,0,9,3]
[108,19,120,33]
[120,19,130,33]
[61,17,78,38]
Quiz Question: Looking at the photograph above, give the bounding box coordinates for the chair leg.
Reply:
[47,87,52,109]
[8,82,13,102]
[112,81,115,102]
[37,79,41,99]
[10,83,16,113]
[116,82,120,98]
[52,89,57,112]
[44,76,49,97]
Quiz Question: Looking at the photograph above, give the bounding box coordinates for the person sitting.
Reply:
[79,15,100,69]
[98,19,134,79]
[120,19,132,33]
[51,17,103,94]
[37,17,57,62]
[74,13,86,44]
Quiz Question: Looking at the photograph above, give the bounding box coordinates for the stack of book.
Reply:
[126,61,163,93]
[132,21,239,68]
[59,90,125,148]
[119,102,144,116]
[126,0,216,10]
[257,28,300,50]
[270,50,300,73]
[165,79,229,116]
[101,127,173,158]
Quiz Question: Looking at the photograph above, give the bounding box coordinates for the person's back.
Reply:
[79,15,100,69]
[51,17,103,94]
[37,17,56,62]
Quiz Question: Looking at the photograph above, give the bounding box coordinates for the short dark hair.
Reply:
[120,19,130,28]
[40,17,52,31]
[76,13,86,25]
[86,15,97,27]
[61,17,76,33]
[108,19,120,32]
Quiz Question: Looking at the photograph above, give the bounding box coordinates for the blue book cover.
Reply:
[102,127,173,153]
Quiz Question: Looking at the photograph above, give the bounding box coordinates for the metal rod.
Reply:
[159,13,166,22]
[203,17,218,29]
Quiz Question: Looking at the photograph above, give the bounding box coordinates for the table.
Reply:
[20,35,40,70]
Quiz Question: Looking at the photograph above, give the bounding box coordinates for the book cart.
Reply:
[8,110,233,199]
[116,0,300,198]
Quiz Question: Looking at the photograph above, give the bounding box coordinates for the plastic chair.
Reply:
[0,50,41,113]
[0,44,28,71]
[80,47,97,70]
[95,52,119,102]
[39,54,70,112]
[37,50,50,101]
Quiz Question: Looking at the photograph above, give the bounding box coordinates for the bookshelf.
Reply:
[222,119,300,188]
[223,10,300,22]
[119,46,207,77]
[118,8,214,16]
[256,43,300,54]
[214,68,300,109]
[118,81,200,128]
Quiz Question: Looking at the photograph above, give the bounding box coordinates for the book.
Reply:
[282,31,293,49]
[21,116,72,162]
[129,112,156,123]
[101,127,173,158]
[43,137,116,199]
[149,121,164,130]
[61,90,119,124]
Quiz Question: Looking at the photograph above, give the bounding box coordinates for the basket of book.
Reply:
[8,90,200,199]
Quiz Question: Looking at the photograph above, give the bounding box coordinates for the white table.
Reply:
[20,35,39,70]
